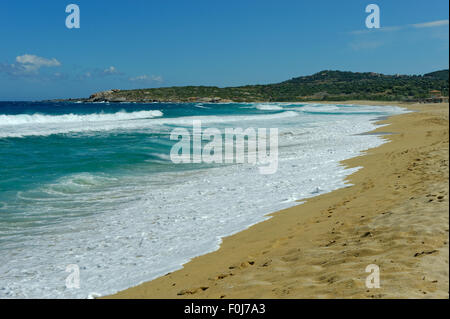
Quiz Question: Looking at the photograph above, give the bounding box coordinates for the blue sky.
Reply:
[0,0,448,100]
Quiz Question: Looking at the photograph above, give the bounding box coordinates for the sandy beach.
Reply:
[108,102,449,299]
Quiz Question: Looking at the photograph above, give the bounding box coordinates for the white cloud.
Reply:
[102,66,119,75]
[349,25,402,35]
[129,74,163,82]
[152,75,163,82]
[15,54,61,72]
[350,19,449,35]
[129,75,149,81]
[0,54,61,77]
[412,19,449,29]
[74,66,124,80]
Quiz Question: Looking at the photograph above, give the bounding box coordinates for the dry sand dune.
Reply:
[108,102,449,299]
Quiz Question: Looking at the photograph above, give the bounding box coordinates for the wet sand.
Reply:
[107,102,449,299]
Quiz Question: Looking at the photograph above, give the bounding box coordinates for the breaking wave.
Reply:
[0,110,164,126]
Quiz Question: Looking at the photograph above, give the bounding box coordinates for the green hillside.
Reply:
[83,69,449,103]
[424,69,449,81]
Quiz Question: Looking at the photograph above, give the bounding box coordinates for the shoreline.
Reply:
[43,99,444,105]
[107,101,449,299]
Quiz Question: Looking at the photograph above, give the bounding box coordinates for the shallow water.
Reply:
[0,101,408,298]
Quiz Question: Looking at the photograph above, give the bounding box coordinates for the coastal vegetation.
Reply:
[81,69,449,103]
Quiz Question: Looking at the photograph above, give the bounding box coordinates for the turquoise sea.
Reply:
[0,101,408,298]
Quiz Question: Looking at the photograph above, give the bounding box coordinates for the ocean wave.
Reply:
[0,103,410,298]
[0,111,299,138]
[254,104,284,111]
[193,104,210,109]
[0,110,164,126]
[152,110,298,126]
[299,104,340,112]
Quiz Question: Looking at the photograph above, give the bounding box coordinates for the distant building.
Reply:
[424,90,449,103]
[430,90,441,98]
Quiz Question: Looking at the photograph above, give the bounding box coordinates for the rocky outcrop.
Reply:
[87,90,130,102]
[88,90,116,102]
[194,97,233,103]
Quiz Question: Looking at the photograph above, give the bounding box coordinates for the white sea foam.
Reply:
[0,110,163,126]
[193,103,210,109]
[0,111,298,138]
[254,104,284,111]
[300,104,340,112]
[0,103,409,298]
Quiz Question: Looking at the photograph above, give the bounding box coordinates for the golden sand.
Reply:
[108,102,449,299]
